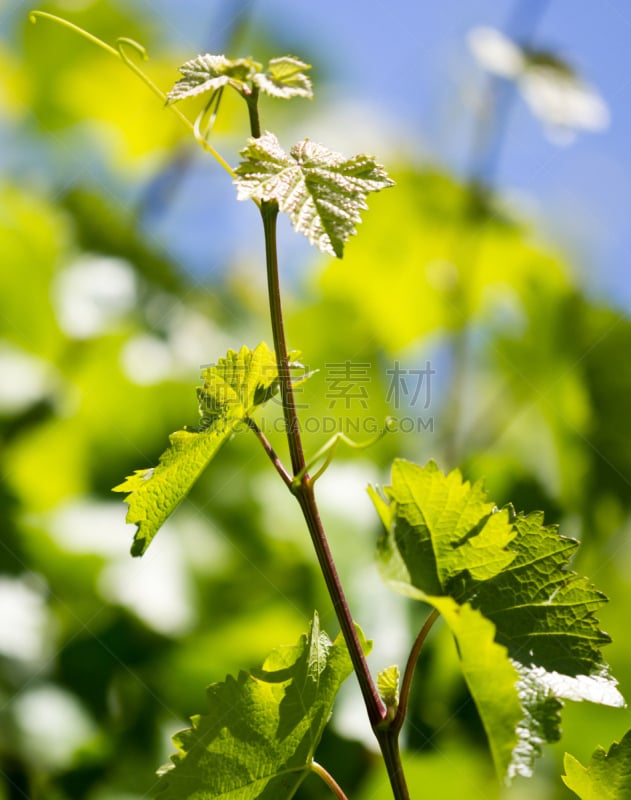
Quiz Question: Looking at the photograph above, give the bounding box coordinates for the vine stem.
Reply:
[259,200,384,722]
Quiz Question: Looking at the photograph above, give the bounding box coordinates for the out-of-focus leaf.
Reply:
[254,56,313,99]
[61,190,181,293]
[467,25,609,140]
[0,185,68,357]
[563,730,631,800]
[303,169,569,351]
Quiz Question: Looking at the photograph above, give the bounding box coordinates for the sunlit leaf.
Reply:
[113,343,282,555]
[369,459,516,599]
[429,596,523,780]
[563,730,631,800]
[471,511,615,678]
[166,53,311,105]
[254,56,313,99]
[166,54,262,103]
[370,460,624,782]
[235,132,394,257]
[377,665,400,708]
[156,612,370,799]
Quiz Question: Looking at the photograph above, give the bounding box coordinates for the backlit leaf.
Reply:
[369,459,516,599]
[167,53,311,106]
[377,665,400,709]
[166,54,262,103]
[370,460,624,782]
[114,343,282,556]
[254,56,313,99]
[156,612,370,799]
[235,133,394,257]
[428,596,523,780]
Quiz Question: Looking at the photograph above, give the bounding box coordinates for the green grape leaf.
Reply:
[235,133,395,258]
[156,612,370,799]
[254,56,313,99]
[472,511,624,779]
[114,343,282,556]
[370,460,624,782]
[471,511,618,681]
[428,596,523,781]
[563,730,631,800]
[167,53,312,105]
[166,54,262,104]
[369,459,516,599]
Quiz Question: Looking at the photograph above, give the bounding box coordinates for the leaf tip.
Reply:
[130,536,146,558]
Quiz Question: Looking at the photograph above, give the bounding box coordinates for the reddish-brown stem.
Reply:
[259,200,385,728]
[244,417,293,488]
[260,201,308,477]
[393,608,440,735]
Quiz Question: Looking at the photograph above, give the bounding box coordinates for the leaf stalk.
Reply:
[244,417,293,488]
[259,198,385,726]
[393,608,440,734]
[311,760,350,800]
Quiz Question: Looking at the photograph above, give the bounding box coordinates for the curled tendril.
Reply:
[293,417,396,487]
[28,10,236,178]
[116,37,149,65]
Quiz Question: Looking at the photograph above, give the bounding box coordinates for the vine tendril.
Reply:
[29,11,235,177]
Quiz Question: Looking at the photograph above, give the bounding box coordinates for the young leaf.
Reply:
[235,133,395,257]
[254,56,313,99]
[167,53,311,106]
[370,460,624,782]
[155,612,370,799]
[377,665,400,709]
[114,343,282,556]
[166,54,262,104]
[563,730,631,800]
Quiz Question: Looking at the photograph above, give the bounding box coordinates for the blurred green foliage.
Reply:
[1,2,631,799]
